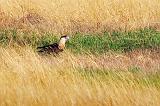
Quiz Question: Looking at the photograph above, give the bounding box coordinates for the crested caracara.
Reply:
[37,35,69,54]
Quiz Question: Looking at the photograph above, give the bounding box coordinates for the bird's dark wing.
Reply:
[37,43,57,49]
[37,43,62,54]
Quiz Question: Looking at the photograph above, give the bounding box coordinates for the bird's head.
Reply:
[60,35,70,41]
[58,35,70,49]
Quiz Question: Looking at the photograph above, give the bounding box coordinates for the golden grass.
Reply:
[0,47,160,106]
[0,0,160,34]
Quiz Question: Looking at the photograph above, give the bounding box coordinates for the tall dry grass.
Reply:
[0,0,160,34]
[0,47,160,106]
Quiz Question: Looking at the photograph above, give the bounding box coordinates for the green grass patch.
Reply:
[0,29,58,48]
[0,28,160,53]
[68,28,160,54]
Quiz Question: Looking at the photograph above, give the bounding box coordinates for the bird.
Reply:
[37,35,70,55]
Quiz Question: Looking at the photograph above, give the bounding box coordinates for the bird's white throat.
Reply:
[58,37,67,49]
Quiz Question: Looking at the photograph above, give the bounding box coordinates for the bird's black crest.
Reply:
[60,35,68,38]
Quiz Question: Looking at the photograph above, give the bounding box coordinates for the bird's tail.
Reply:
[37,46,45,49]
[37,46,46,53]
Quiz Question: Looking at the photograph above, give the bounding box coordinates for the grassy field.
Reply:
[0,28,160,106]
[0,0,160,106]
[0,0,160,34]
[0,47,160,106]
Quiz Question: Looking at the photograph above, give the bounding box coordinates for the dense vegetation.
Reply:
[0,28,160,54]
